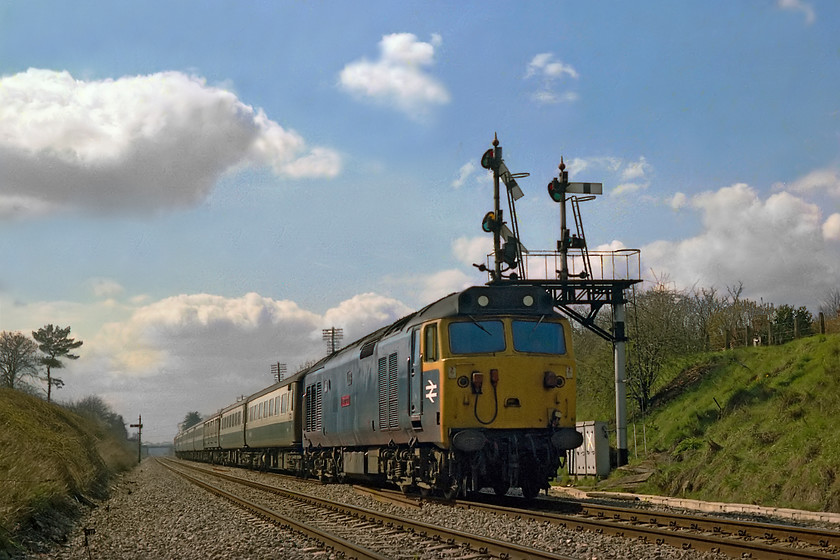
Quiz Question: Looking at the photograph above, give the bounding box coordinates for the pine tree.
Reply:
[32,324,83,403]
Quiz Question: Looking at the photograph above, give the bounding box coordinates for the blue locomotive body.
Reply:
[175,285,582,497]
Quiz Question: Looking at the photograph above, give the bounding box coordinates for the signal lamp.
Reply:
[480,148,498,170]
[548,178,565,202]
[481,211,500,233]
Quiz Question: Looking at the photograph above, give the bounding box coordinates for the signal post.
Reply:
[477,135,640,467]
[130,415,143,464]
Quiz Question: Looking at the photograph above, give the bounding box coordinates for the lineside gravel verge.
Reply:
[32,459,332,560]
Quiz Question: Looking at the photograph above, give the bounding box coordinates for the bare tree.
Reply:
[0,331,40,389]
[690,286,723,351]
[67,395,128,439]
[626,285,703,413]
[821,288,840,319]
[32,324,83,403]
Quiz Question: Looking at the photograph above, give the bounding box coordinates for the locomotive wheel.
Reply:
[492,480,510,496]
[520,478,539,499]
[519,459,541,499]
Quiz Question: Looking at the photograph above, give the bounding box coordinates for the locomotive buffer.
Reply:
[477,135,641,467]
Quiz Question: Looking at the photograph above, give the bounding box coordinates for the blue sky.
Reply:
[1,1,838,440]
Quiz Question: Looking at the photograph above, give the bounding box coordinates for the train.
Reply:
[174,284,583,498]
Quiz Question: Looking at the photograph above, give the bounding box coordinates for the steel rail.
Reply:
[451,496,840,560]
[352,485,423,509]
[162,458,576,560]
[567,500,840,550]
[158,459,389,560]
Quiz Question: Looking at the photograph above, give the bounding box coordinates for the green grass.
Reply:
[0,388,136,553]
[593,334,840,512]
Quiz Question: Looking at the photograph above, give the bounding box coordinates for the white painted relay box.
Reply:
[570,421,610,477]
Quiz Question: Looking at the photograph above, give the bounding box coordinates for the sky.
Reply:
[1,1,838,442]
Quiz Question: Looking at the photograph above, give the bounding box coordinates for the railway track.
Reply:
[358,486,840,560]
[158,458,576,560]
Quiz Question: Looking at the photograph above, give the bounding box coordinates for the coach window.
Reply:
[423,324,439,362]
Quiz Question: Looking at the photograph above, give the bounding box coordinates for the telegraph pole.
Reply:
[322,327,343,355]
[129,415,143,464]
[271,362,287,382]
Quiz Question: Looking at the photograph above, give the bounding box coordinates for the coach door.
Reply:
[409,328,423,429]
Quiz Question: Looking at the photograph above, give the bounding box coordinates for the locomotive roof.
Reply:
[327,284,557,358]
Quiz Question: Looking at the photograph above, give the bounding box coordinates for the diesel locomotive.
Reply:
[174,284,583,498]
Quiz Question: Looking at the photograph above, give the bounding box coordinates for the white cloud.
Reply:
[611,182,648,196]
[322,293,413,344]
[0,69,341,217]
[525,52,578,105]
[0,194,57,219]
[563,155,651,196]
[780,166,840,197]
[620,156,651,182]
[641,183,840,309]
[452,161,476,188]
[824,213,840,241]
[531,90,579,104]
[526,53,579,79]
[338,33,450,117]
[669,192,688,209]
[87,278,125,299]
[778,0,816,24]
[452,235,492,267]
[417,269,475,303]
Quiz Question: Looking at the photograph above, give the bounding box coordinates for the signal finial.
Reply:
[559,156,565,172]
[492,132,499,147]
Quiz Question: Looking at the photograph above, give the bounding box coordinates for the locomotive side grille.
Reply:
[378,357,387,430]
[388,352,398,429]
[305,382,322,433]
[378,352,399,430]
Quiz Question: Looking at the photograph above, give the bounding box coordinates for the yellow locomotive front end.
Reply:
[421,286,583,498]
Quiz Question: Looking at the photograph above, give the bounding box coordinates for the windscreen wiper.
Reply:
[467,314,492,336]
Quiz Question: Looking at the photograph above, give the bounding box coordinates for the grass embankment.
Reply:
[0,388,136,555]
[604,333,840,512]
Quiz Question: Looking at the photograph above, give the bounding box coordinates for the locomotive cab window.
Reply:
[512,319,566,355]
[449,320,505,354]
[423,324,438,361]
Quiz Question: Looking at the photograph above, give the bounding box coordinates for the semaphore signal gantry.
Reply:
[474,134,642,466]
[474,133,641,342]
